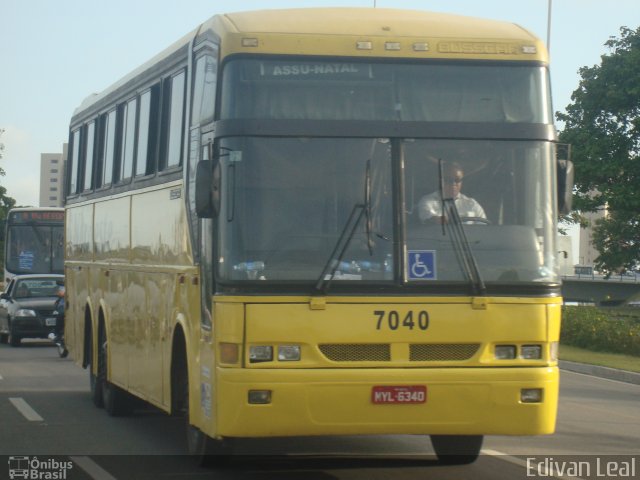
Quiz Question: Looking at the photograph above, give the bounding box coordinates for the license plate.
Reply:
[371,385,427,404]
[45,317,57,326]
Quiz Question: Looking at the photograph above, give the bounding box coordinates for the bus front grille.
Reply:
[318,343,391,362]
[409,343,480,361]
[317,343,480,362]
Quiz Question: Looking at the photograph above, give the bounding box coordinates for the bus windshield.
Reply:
[216,58,558,289]
[216,137,559,287]
[221,58,552,123]
[5,220,64,276]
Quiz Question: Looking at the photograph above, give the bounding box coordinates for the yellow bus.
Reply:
[64,8,573,465]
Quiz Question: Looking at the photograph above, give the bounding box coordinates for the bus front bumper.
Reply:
[211,366,559,438]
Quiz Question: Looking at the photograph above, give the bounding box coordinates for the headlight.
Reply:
[495,345,517,360]
[521,345,542,360]
[249,345,273,363]
[15,309,37,317]
[278,345,301,361]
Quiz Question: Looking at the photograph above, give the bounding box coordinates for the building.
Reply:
[557,235,574,276]
[578,208,607,269]
[39,143,67,207]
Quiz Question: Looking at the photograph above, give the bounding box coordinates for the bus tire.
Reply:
[172,337,233,466]
[187,425,233,467]
[88,326,104,408]
[99,336,133,416]
[430,435,483,465]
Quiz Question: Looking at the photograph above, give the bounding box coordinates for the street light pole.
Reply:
[546,0,553,56]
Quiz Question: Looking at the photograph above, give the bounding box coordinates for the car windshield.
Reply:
[14,279,61,299]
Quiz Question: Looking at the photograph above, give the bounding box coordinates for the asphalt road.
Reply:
[1,340,638,480]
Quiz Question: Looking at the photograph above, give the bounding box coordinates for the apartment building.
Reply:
[39,143,67,207]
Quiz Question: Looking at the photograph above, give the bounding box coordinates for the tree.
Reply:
[0,128,5,168]
[557,26,640,274]
[0,129,17,271]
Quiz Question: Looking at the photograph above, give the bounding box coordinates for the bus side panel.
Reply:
[94,198,130,388]
[129,183,194,410]
[65,204,94,368]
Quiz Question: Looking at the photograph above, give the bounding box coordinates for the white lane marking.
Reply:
[9,397,44,421]
[563,369,640,388]
[70,456,118,480]
[483,449,585,480]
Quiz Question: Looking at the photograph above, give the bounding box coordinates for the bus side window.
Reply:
[69,129,81,195]
[83,121,96,192]
[192,53,218,126]
[135,87,157,177]
[163,70,186,170]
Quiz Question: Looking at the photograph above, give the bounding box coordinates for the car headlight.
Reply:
[15,309,37,317]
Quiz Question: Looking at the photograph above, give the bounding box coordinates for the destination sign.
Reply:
[257,62,372,80]
[9,210,64,223]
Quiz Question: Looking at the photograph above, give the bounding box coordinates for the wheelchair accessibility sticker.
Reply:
[408,250,436,280]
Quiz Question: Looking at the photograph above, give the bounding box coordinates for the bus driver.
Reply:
[417,161,486,224]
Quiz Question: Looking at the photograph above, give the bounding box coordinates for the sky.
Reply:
[1,0,639,260]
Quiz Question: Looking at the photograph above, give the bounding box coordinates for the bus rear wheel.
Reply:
[99,336,133,416]
[88,327,104,408]
[430,435,483,465]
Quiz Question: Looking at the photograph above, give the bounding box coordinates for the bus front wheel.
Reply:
[187,424,234,466]
[430,435,483,465]
[173,342,233,466]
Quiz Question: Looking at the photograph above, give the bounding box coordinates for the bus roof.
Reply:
[73,8,547,118]
[211,8,546,60]
[8,207,64,212]
[218,8,537,40]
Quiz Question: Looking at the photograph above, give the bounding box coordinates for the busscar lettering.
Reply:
[269,64,360,76]
[438,42,519,55]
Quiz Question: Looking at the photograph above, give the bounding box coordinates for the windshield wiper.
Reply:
[315,141,391,294]
[316,147,379,294]
[438,160,486,296]
[314,203,367,294]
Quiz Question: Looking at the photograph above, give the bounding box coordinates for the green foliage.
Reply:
[561,306,640,356]
[0,128,17,269]
[557,26,640,274]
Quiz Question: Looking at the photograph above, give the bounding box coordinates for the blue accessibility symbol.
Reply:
[408,250,436,280]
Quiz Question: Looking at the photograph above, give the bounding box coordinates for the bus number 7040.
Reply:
[374,310,429,331]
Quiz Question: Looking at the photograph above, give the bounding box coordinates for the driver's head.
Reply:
[443,162,464,199]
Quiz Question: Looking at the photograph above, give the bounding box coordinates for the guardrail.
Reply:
[563,273,640,283]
